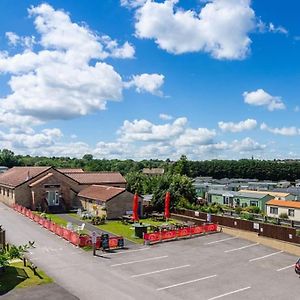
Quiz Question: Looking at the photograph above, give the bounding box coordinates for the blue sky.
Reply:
[0,0,299,160]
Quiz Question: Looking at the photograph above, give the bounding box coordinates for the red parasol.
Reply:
[132,193,139,222]
[164,191,171,219]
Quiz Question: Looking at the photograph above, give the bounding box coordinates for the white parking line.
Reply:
[224,243,259,253]
[205,237,238,245]
[111,255,168,267]
[249,250,283,262]
[157,274,217,291]
[207,286,251,300]
[102,248,150,256]
[131,264,190,278]
[276,264,294,272]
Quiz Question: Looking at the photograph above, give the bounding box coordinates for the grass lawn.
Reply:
[67,213,181,244]
[97,218,179,244]
[32,211,68,227]
[0,261,53,295]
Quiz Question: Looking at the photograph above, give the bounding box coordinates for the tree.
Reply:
[0,149,20,167]
[82,154,93,161]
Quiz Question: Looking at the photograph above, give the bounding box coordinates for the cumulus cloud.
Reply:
[260,123,300,136]
[0,128,63,149]
[118,117,187,142]
[0,4,161,129]
[243,89,285,111]
[159,113,173,120]
[134,0,256,60]
[231,137,265,152]
[218,119,257,132]
[124,73,165,96]
[173,128,216,147]
[120,0,147,8]
[5,32,35,49]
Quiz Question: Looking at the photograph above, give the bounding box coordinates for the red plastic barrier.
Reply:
[34,214,40,223]
[79,235,91,247]
[44,220,51,229]
[63,228,71,240]
[109,237,119,248]
[55,225,63,237]
[38,218,45,226]
[191,225,205,235]
[69,232,80,246]
[178,227,191,237]
[161,230,177,240]
[49,222,56,232]
[204,223,218,232]
[25,209,30,217]
[144,232,161,242]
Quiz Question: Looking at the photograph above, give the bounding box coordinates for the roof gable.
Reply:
[78,185,125,202]
[0,166,52,188]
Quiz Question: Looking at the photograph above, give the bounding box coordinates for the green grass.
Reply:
[44,214,68,227]
[67,213,181,244]
[0,261,53,295]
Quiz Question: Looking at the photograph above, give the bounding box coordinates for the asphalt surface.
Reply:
[2,283,79,300]
[1,202,300,300]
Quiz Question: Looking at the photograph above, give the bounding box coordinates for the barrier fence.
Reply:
[12,204,124,249]
[144,223,218,244]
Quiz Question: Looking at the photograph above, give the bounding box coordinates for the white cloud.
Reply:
[231,137,265,152]
[260,123,300,136]
[243,89,285,111]
[173,128,216,147]
[294,106,299,112]
[159,113,173,120]
[134,0,256,60]
[0,127,63,149]
[125,73,164,96]
[268,23,288,35]
[0,4,148,129]
[218,118,257,132]
[118,117,187,142]
[5,32,35,49]
[120,0,147,8]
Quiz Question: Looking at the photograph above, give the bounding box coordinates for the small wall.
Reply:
[173,208,300,244]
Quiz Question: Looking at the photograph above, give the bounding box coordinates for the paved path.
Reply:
[0,203,163,300]
[2,283,79,300]
[59,214,136,247]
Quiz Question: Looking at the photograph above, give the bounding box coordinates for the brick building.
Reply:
[78,185,142,219]
[0,167,127,214]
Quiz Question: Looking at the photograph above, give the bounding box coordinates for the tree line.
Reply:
[1,149,300,181]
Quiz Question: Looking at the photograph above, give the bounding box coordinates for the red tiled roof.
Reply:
[66,172,126,185]
[266,199,300,209]
[78,185,125,202]
[29,173,53,187]
[0,166,52,188]
[58,168,84,173]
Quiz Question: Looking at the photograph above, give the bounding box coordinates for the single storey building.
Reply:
[266,199,300,221]
[78,185,142,219]
[0,167,127,216]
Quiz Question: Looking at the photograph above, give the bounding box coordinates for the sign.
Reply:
[101,233,109,250]
[195,211,199,217]
[206,213,211,223]
[91,231,97,244]
[253,223,259,230]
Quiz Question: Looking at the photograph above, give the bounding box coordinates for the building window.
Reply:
[235,198,240,206]
[288,209,295,217]
[223,197,229,205]
[250,201,258,207]
[270,207,278,215]
[242,203,248,208]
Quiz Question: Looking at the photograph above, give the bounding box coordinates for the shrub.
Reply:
[235,206,243,215]
[241,213,254,221]
[244,206,260,214]
[279,212,288,219]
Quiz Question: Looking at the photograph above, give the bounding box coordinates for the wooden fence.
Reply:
[173,208,300,244]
